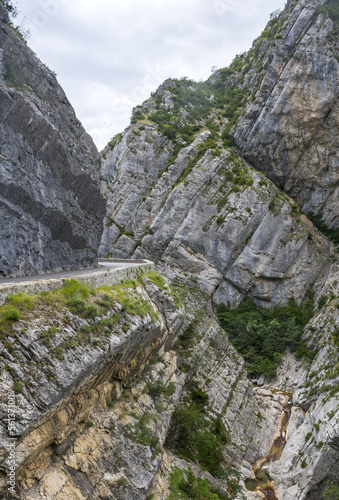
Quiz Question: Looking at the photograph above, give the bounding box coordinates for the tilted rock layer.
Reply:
[0,3,106,277]
[234,0,339,226]
[99,0,339,306]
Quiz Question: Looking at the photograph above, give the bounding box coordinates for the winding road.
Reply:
[0,259,150,285]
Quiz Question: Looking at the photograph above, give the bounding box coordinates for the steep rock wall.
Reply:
[234,0,339,226]
[100,122,331,307]
[0,3,106,277]
[0,273,184,497]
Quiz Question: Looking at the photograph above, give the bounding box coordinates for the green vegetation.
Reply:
[3,1,17,15]
[307,212,339,246]
[14,381,21,393]
[131,110,145,123]
[169,467,233,500]
[317,0,339,34]
[0,274,164,355]
[125,412,161,456]
[144,380,176,399]
[107,133,122,150]
[168,383,230,478]
[216,293,315,379]
[144,272,167,289]
[322,480,339,500]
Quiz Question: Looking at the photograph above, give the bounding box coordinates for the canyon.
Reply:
[0,0,338,498]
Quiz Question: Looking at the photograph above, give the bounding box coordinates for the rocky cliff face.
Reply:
[99,98,332,309]
[96,0,339,498]
[0,271,184,498]
[1,0,338,498]
[0,2,106,277]
[98,0,339,307]
[0,273,301,500]
[269,275,339,500]
[233,0,339,227]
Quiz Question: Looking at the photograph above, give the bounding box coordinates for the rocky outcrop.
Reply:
[99,0,339,308]
[0,2,106,277]
[267,273,339,500]
[100,122,331,307]
[0,275,294,500]
[233,0,339,227]
[0,272,184,497]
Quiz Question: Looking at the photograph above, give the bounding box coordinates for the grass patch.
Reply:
[0,274,167,343]
[143,272,167,290]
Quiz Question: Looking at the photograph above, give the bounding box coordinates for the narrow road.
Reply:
[0,260,149,285]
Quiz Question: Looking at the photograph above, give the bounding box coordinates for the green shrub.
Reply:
[307,212,339,245]
[175,321,197,351]
[216,292,315,379]
[3,308,21,322]
[145,380,176,399]
[317,0,339,34]
[322,480,339,500]
[169,467,230,500]
[169,396,228,477]
[318,295,328,308]
[14,381,21,393]
[131,110,145,123]
[67,297,87,315]
[107,133,122,150]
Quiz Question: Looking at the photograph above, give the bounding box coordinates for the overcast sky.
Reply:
[15,0,286,150]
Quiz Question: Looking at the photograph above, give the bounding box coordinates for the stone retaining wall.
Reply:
[0,260,155,304]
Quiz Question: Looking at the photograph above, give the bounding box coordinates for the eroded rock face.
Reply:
[99,0,339,309]
[0,274,184,497]
[0,3,106,277]
[234,0,339,226]
[100,123,331,307]
[268,274,339,500]
[1,279,290,500]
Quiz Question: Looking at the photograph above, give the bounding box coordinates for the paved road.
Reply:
[0,260,148,285]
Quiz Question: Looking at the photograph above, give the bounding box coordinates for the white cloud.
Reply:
[16,0,286,150]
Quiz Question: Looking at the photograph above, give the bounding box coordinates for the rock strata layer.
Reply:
[234,0,339,226]
[0,3,106,277]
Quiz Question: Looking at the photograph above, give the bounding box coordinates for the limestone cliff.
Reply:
[0,2,106,277]
[99,0,339,308]
[1,0,338,498]
[0,273,297,500]
[99,97,331,309]
[0,270,184,498]
[233,0,339,227]
[96,0,339,498]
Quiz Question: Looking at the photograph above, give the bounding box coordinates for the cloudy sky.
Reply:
[15,0,286,150]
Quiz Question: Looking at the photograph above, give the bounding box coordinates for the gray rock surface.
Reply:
[0,273,185,497]
[0,3,106,277]
[234,0,339,226]
[267,278,339,499]
[100,122,331,307]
